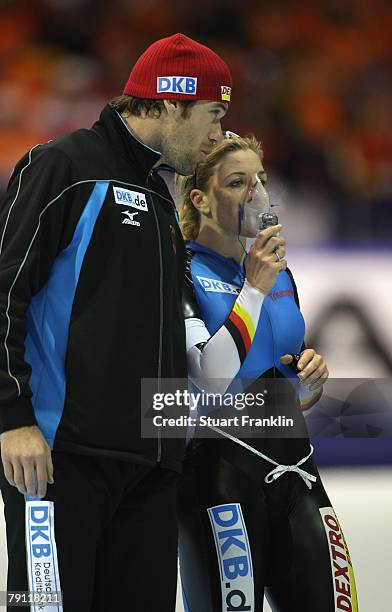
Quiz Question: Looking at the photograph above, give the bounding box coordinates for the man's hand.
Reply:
[280,349,329,391]
[1,426,54,498]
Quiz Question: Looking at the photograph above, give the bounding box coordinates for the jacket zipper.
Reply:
[147,170,163,462]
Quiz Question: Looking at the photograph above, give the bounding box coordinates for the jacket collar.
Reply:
[92,104,162,181]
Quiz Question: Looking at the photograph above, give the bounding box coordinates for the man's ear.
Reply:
[163,99,179,118]
[190,189,211,215]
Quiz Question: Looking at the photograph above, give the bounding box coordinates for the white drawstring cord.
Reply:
[207,425,317,490]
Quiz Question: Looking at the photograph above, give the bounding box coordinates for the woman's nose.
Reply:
[246,177,262,200]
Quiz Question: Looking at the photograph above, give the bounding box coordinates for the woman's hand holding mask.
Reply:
[244,224,286,294]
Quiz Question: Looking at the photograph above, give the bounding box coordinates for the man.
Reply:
[0,33,231,611]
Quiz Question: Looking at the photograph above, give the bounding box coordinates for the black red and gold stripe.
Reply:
[224,302,256,364]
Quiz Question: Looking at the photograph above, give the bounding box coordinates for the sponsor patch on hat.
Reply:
[157,76,197,95]
[221,85,231,101]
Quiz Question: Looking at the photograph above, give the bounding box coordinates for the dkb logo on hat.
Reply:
[123,33,232,103]
[157,76,198,95]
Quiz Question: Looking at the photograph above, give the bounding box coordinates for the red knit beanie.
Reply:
[123,33,232,103]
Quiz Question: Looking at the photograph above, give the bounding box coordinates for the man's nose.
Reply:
[208,122,224,145]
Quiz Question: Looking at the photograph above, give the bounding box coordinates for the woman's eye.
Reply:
[228,180,243,188]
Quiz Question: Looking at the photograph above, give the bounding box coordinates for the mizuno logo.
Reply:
[121,211,140,226]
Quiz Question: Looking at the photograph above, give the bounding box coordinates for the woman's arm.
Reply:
[184,277,265,394]
[284,269,326,410]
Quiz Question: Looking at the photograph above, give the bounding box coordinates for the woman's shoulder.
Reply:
[186,241,242,285]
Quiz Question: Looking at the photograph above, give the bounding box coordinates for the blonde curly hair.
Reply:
[177,135,263,241]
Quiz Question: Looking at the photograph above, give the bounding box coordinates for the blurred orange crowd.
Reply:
[0,0,391,243]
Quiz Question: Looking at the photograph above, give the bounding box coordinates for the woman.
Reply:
[177,135,358,612]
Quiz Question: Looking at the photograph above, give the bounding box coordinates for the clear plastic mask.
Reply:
[238,180,270,237]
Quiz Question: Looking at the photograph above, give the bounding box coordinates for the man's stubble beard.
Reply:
[172,151,197,176]
[161,125,198,176]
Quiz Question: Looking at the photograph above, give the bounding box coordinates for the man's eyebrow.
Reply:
[212,103,228,114]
